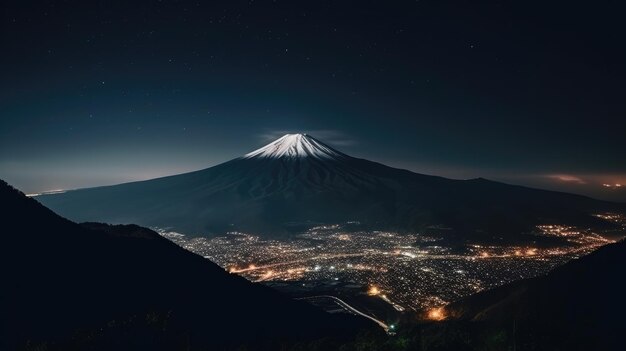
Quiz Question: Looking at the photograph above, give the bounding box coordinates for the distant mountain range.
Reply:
[37,134,624,240]
[439,237,626,350]
[0,180,369,350]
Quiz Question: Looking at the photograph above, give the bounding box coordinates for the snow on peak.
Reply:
[243,133,345,160]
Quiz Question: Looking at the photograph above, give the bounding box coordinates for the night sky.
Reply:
[1,1,625,201]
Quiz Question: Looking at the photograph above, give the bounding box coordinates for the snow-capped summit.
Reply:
[243,133,346,160]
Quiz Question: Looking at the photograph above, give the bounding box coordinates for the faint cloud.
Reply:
[545,174,587,184]
[257,129,357,147]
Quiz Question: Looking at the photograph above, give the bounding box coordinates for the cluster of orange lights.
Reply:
[229,263,257,273]
[261,270,274,279]
[602,183,622,188]
[479,248,538,258]
[368,285,381,296]
[427,307,446,321]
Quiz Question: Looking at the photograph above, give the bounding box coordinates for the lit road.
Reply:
[229,253,367,273]
[297,295,390,332]
[228,249,601,275]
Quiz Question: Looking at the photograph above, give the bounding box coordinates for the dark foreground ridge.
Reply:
[439,237,626,350]
[0,180,371,350]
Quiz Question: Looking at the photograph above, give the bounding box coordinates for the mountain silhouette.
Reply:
[37,133,624,239]
[0,180,370,350]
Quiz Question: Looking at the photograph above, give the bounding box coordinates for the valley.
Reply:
[158,213,624,322]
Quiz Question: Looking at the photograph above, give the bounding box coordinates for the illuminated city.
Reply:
[158,213,625,315]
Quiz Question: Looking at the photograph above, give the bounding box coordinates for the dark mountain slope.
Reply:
[37,134,623,239]
[441,239,626,350]
[0,180,370,350]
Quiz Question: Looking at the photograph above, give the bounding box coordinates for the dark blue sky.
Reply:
[1,0,625,201]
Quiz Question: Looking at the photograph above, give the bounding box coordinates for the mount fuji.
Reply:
[37,133,623,240]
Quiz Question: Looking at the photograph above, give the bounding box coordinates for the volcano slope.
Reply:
[37,134,624,240]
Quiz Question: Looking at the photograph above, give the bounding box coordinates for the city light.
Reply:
[427,307,446,321]
[157,219,623,313]
[368,285,380,296]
